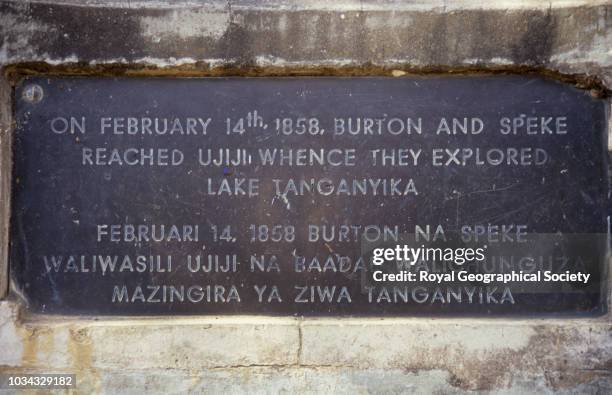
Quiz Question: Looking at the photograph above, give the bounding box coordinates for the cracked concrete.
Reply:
[1,301,611,393]
[0,0,611,85]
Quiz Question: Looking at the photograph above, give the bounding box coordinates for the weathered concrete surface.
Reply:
[1,301,611,393]
[0,0,611,87]
[0,0,611,394]
[0,303,300,370]
[301,319,612,392]
[0,71,9,301]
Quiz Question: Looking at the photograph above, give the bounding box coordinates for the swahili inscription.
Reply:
[11,76,608,315]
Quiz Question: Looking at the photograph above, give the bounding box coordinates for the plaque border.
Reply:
[0,69,610,319]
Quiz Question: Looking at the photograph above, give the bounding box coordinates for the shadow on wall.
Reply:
[510,9,557,65]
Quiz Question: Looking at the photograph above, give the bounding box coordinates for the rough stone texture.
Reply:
[0,0,611,393]
[1,301,611,393]
[0,0,610,87]
[0,303,300,369]
[0,73,9,300]
[300,320,612,391]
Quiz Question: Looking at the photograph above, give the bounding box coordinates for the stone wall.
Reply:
[0,1,610,393]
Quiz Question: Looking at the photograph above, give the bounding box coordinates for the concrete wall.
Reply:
[0,0,610,393]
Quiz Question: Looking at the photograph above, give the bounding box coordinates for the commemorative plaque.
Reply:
[11,76,608,315]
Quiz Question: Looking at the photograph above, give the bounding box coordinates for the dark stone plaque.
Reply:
[11,76,609,316]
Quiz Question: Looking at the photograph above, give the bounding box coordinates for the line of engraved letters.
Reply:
[28,105,591,312]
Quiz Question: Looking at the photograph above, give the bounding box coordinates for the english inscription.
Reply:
[11,76,608,315]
